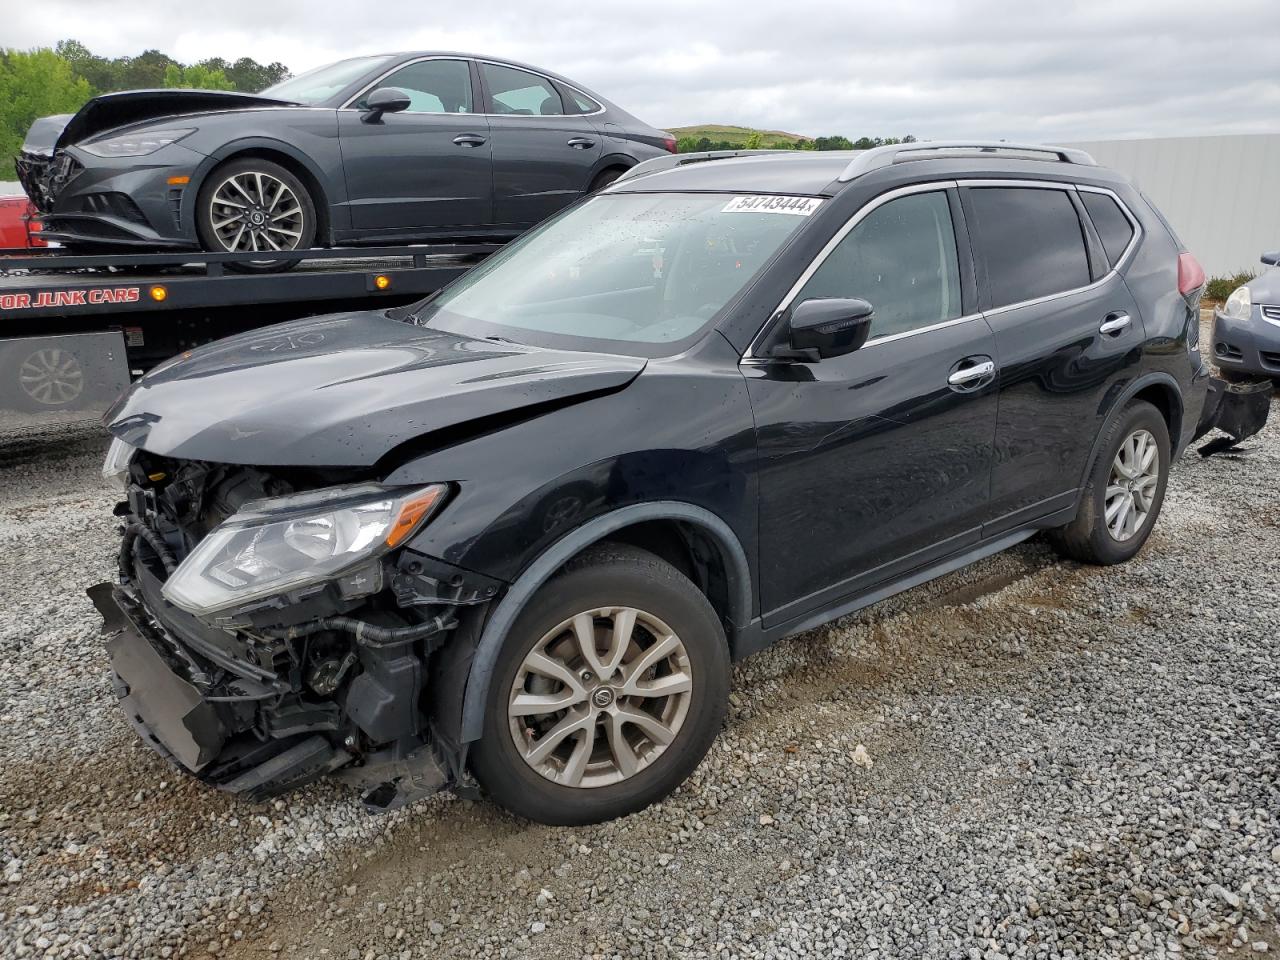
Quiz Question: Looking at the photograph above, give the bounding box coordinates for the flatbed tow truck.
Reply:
[0,242,499,427]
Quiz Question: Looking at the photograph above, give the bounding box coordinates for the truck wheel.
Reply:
[3,344,85,412]
[471,544,729,825]
[1049,400,1170,565]
[196,158,316,273]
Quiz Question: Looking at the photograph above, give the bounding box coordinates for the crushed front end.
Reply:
[90,443,497,810]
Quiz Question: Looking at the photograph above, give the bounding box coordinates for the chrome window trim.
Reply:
[342,55,606,118]
[958,179,1143,317]
[474,58,606,117]
[744,180,962,359]
[340,55,478,114]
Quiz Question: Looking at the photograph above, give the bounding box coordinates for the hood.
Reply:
[26,89,299,154]
[1245,264,1280,303]
[105,311,646,468]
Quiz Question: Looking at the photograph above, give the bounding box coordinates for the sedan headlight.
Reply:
[1222,285,1252,321]
[102,437,136,489]
[80,127,196,158]
[161,483,448,617]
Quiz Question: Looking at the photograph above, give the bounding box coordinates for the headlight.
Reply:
[102,437,136,489]
[80,127,196,158]
[161,483,448,617]
[1222,285,1252,321]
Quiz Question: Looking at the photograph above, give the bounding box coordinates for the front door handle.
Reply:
[453,134,488,147]
[948,358,996,387]
[1099,312,1131,335]
[566,137,596,149]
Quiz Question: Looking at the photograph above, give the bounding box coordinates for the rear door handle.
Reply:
[1099,312,1131,335]
[567,137,596,149]
[453,134,488,147]
[948,358,996,387]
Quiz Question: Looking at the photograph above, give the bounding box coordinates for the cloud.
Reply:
[6,0,1278,140]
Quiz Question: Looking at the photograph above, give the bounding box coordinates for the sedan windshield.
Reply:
[260,56,393,105]
[415,192,821,356]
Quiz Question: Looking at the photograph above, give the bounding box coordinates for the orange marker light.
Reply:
[385,487,445,548]
[166,175,190,185]
[374,274,392,290]
[150,285,168,302]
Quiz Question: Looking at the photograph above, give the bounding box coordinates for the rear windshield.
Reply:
[412,192,821,357]
[261,56,393,105]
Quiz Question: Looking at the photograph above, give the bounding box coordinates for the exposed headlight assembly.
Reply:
[80,127,196,158]
[102,437,137,489]
[161,483,448,617]
[1222,285,1252,321]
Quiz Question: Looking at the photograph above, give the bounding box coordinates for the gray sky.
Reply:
[7,0,1280,141]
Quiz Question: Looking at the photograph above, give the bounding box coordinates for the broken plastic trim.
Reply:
[1194,376,1272,456]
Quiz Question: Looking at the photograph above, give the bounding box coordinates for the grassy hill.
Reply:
[667,124,810,147]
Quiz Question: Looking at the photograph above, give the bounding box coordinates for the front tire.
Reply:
[1049,399,1170,565]
[196,158,316,273]
[471,544,729,825]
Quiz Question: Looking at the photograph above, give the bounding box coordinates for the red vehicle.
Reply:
[0,196,45,248]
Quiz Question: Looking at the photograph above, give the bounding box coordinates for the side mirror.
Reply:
[1261,251,1280,267]
[775,298,874,361]
[361,87,412,123]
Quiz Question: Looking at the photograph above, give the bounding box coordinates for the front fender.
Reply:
[456,501,753,743]
[188,131,345,238]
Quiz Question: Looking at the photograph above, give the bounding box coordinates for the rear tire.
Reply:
[471,544,729,825]
[588,168,625,192]
[1048,400,1170,565]
[196,158,316,273]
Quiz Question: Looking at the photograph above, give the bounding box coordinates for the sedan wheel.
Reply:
[195,158,316,273]
[508,606,693,788]
[208,170,305,254]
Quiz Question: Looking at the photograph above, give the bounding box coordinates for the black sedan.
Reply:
[16,53,674,267]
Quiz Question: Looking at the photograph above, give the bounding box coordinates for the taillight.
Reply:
[1177,252,1205,297]
[661,134,677,154]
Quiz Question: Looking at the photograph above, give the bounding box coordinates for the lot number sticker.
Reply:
[722,195,823,216]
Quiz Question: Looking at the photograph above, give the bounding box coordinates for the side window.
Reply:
[1080,191,1136,267]
[797,191,961,340]
[368,59,472,114]
[968,187,1091,308]
[566,90,601,115]
[482,63,564,116]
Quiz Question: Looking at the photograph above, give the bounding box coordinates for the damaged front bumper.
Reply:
[1192,374,1273,453]
[16,143,202,248]
[91,505,496,811]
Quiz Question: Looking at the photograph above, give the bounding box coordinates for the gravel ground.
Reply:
[1,382,1278,960]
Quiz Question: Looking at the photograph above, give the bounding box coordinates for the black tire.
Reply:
[471,544,729,825]
[195,158,316,273]
[588,167,625,192]
[1048,399,1170,565]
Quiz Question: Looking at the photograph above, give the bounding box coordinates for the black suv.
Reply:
[93,141,1266,824]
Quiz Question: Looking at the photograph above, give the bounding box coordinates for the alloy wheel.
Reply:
[508,606,693,788]
[1105,428,1159,541]
[18,348,83,406]
[208,171,305,253]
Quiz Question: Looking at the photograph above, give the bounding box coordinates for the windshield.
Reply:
[261,55,393,105]
[415,192,821,356]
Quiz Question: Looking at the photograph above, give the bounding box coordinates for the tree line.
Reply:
[0,42,291,179]
[676,133,918,153]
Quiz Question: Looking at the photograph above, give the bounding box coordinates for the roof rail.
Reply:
[613,149,788,184]
[837,141,1096,182]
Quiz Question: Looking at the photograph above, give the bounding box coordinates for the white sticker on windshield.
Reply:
[722,195,823,216]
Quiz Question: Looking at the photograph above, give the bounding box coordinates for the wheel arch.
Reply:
[1079,372,1183,492]
[191,140,335,245]
[457,501,753,743]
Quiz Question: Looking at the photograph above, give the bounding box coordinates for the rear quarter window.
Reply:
[968,187,1091,308]
[1081,192,1136,267]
